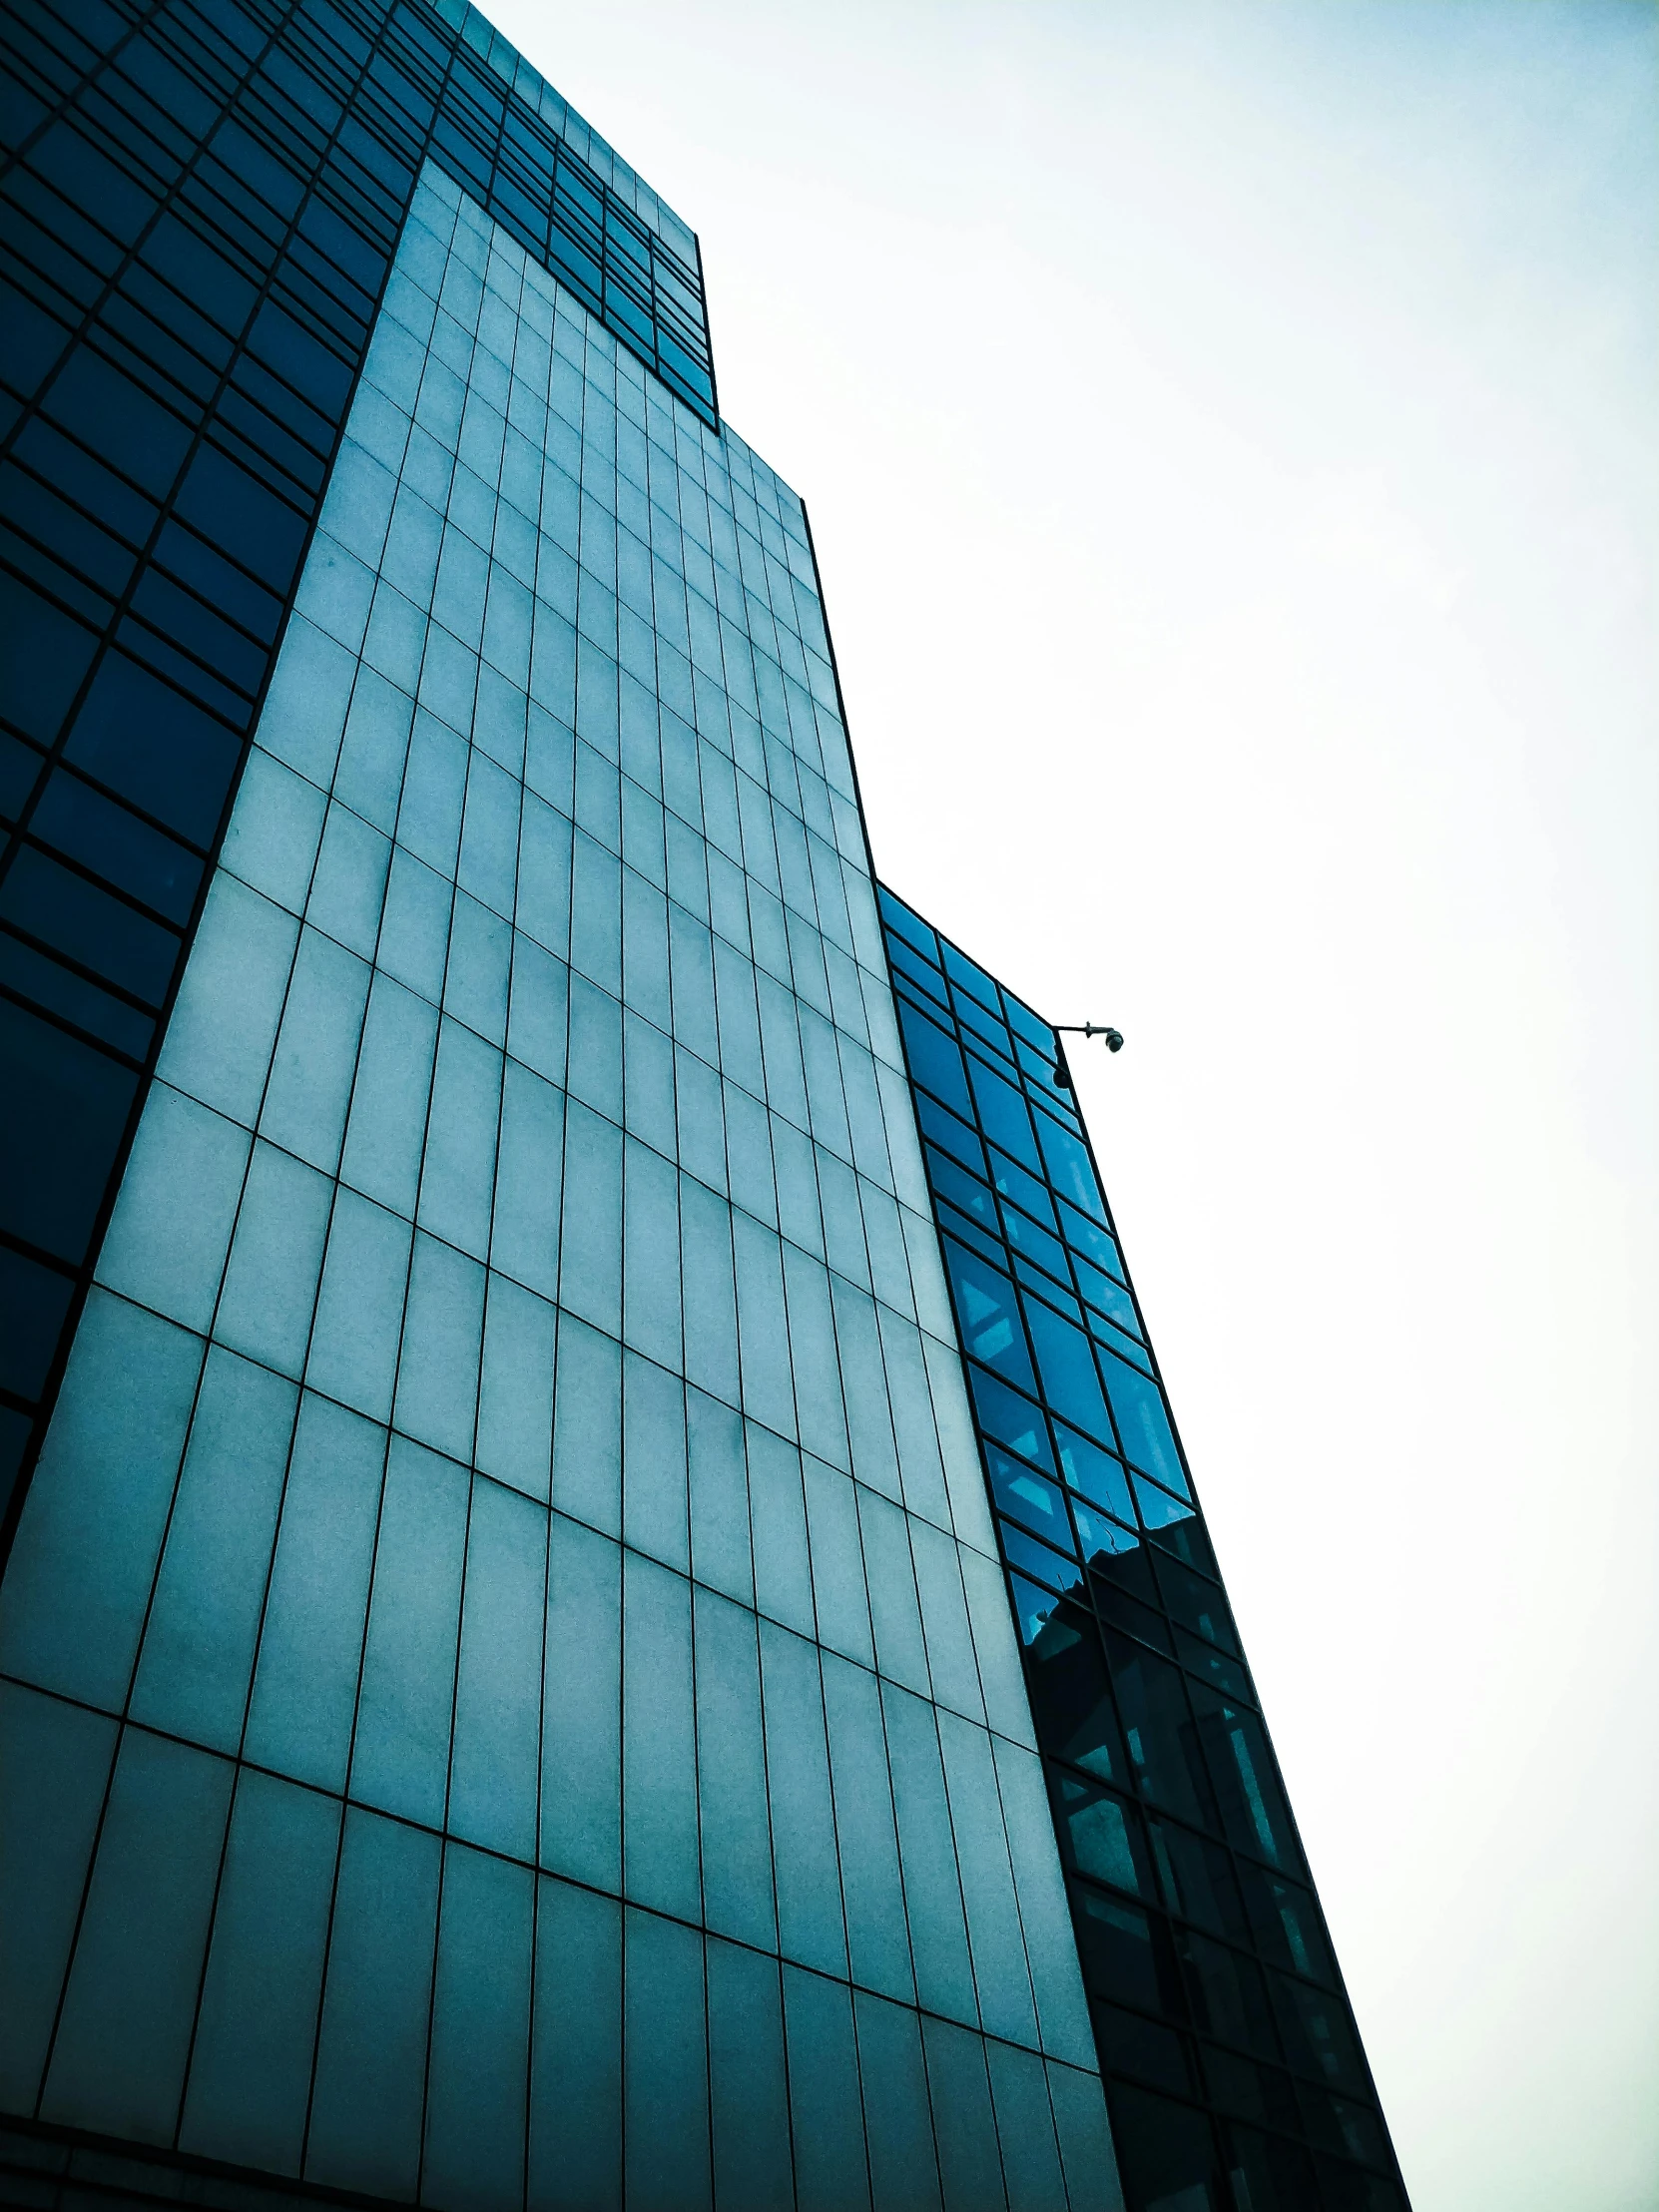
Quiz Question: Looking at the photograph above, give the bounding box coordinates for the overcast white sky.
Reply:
[489,3,1658,2203]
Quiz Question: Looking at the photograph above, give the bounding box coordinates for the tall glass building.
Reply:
[0,4,1408,2209]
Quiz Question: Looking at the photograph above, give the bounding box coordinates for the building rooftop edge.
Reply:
[432,0,700,267]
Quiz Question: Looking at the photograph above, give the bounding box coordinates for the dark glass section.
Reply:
[0,0,716,1549]
[878,882,1410,2212]
[0,2112,462,2212]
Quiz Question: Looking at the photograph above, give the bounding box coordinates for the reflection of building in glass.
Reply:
[0,1,1404,2206]
[879,887,1408,2211]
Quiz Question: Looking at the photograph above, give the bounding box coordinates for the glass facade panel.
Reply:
[0,0,717,1544]
[879,882,1409,2211]
[0,139,1117,2212]
[0,5,1406,2204]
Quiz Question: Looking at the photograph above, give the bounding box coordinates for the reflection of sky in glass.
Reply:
[880,880,1409,2205]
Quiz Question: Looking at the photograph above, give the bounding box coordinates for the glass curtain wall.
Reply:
[878,886,1409,2212]
[0,164,1123,2212]
[0,0,713,1543]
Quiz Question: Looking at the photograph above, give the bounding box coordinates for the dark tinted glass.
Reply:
[878,883,1407,2210]
[0,0,719,1548]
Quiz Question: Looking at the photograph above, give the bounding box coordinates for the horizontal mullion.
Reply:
[0,966,149,1070]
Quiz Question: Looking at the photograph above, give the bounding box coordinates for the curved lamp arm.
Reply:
[1050,1021,1123,1089]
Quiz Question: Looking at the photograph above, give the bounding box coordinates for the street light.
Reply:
[1050,1021,1123,1089]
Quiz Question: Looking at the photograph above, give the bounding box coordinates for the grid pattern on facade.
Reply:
[0,167,1122,2212]
[0,0,716,1543]
[387,0,717,419]
[429,0,702,271]
[877,887,1408,2212]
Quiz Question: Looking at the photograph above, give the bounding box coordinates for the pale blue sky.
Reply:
[491,4,1659,2203]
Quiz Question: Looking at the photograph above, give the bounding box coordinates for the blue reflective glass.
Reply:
[1024,1299,1114,1447]
[1002,1203,1072,1286]
[1108,1634,1213,1829]
[1191,1687,1302,1872]
[966,1365,1054,1472]
[1097,1346,1189,1494]
[1130,1472,1194,1535]
[886,937,948,1013]
[941,1239,1036,1393]
[1087,1306,1156,1382]
[966,1053,1042,1175]
[923,1142,994,1226]
[897,997,974,1122]
[952,986,1017,1074]
[1075,1252,1141,1338]
[937,934,999,1015]
[1000,989,1055,1058]
[1034,1110,1108,1225]
[1073,1497,1140,1565]
[986,1448,1068,1546]
[877,879,1398,2198]
[1014,1268,1082,1347]
[987,1145,1056,1226]
[1056,1774,1148,1899]
[1055,1424,1137,1524]
[876,884,936,963]
[1001,1518,1084,1599]
[1058,1196,1125,1281]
